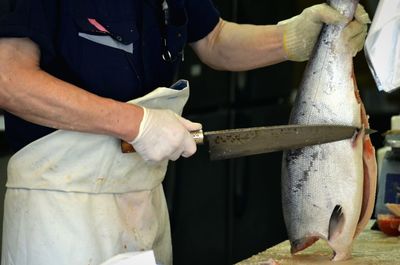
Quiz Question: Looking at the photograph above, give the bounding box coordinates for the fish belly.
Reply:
[281,0,376,261]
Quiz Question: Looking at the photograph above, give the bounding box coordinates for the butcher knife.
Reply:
[121,124,376,160]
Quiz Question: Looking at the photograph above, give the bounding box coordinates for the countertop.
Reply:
[236,222,400,265]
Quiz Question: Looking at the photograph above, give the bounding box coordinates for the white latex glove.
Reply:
[130,107,202,162]
[277,3,371,62]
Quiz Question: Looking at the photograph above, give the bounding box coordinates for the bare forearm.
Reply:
[0,38,142,142]
[191,19,287,71]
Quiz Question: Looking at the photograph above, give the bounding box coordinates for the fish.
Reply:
[281,0,377,261]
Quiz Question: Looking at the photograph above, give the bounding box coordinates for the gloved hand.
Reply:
[277,3,371,62]
[130,107,202,162]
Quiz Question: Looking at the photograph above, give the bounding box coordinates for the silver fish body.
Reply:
[282,0,377,261]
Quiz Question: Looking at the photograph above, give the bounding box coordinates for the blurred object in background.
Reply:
[375,115,400,217]
[0,109,9,155]
[377,115,400,174]
[0,110,4,132]
[365,0,400,93]
[355,0,400,154]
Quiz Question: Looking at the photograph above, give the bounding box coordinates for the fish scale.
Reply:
[281,0,377,261]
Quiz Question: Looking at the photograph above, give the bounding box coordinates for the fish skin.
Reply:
[281,0,377,261]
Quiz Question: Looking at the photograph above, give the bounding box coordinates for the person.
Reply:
[0,0,370,264]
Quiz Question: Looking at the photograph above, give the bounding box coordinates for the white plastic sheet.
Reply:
[364,0,400,93]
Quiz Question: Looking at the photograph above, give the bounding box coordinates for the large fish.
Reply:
[281,0,377,261]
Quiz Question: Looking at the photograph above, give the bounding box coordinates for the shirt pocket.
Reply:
[75,17,138,54]
[71,14,142,101]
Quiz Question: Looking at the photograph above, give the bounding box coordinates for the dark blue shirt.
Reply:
[0,0,220,151]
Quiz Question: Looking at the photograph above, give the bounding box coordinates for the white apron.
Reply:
[1,80,190,265]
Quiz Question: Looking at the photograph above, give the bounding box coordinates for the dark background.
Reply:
[0,0,399,264]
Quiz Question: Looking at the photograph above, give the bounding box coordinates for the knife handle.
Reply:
[191,129,204,144]
[120,129,204,153]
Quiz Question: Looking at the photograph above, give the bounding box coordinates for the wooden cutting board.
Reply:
[236,222,399,265]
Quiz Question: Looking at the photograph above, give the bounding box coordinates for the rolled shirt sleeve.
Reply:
[185,0,220,43]
[0,0,58,64]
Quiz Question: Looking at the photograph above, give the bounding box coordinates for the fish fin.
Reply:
[290,237,319,254]
[328,205,352,261]
[332,247,352,261]
[328,205,345,241]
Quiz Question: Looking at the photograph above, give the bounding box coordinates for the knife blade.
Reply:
[195,124,376,160]
[121,124,376,160]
